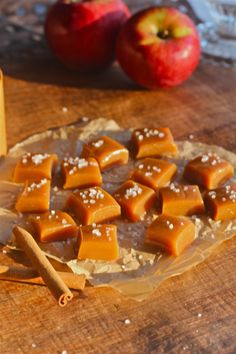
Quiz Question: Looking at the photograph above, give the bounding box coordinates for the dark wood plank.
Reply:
[1,1,236,353]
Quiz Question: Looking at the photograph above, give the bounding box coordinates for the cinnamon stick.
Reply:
[13,226,73,306]
[0,69,7,155]
[0,264,86,290]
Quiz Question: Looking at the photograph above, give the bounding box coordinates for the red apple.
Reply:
[116,7,201,89]
[45,0,130,72]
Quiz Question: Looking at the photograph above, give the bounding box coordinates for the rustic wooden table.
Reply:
[1,1,236,353]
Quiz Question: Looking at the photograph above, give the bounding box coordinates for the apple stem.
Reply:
[63,0,91,4]
[157,29,170,40]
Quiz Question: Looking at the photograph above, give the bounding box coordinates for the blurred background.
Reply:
[1,0,236,79]
[1,0,236,150]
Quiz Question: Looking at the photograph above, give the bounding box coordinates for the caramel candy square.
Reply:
[159,183,205,216]
[15,179,51,213]
[13,153,58,183]
[131,158,177,191]
[29,210,77,243]
[204,184,236,221]
[78,224,119,261]
[184,153,234,189]
[146,214,195,256]
[62,157,102,189]
[113,180,156,221]
[66,186,121,225]
[132,128,177,159]
[81,135,129,170]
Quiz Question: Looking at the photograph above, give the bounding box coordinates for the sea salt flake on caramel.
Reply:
[77,224,119,261]
[29,210,77,243]
[184,153,234,189]
[204,184,236,220]
[62,156,102,189]
[66,186,121,225]
[145,214,195,256]
[131,158,177,190]
[13,153,58,183]
[113,180,156,221]
[159,183,205,216]
[132,127,177,159]
[15,179,51,213]
[81,135,129,170]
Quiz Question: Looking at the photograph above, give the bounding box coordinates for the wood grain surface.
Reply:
[0,1,236,353]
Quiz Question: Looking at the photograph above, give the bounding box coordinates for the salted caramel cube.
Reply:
[131,158,177,191]
[204,184,236,220]
[62,157,102,189]
[29,210,77,243]
[66,186,121,225]
[159,183,205,216]
[113,180,156,221]
[78,224,119,261]
[13,153,58,183]
[15,179,51,213]
[146,214,195,256]
[184,153,234,189]
[132,128,177,159]
[81,135,129,170]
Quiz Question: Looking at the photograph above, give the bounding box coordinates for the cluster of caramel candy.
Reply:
[13,128,235,259]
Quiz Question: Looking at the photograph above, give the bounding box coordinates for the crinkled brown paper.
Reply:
[1,118,236,301]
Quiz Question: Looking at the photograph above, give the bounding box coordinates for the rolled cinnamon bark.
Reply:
[0,70,7,155]
[13,226,74,306]
[0,264,86,290]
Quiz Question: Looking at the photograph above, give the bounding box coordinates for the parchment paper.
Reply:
[0,118,236,301]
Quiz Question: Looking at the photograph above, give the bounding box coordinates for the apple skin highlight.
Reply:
[116,7,201,89]
[45,0,130,72]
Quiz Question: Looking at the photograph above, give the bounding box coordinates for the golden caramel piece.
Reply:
[78,224,119,261]
[66,186,121,225]
[15,179,51,213]
[184,153,234,190]
[29,210,77,243]
[131,158,177,191]
[204,184,236,221]
[13,153,58,183]
[62,156,102,189]
[159,183,205,216]
[146,214,195,256]
[113,180,156,221]
[81,135,129,170]
[132,127,177,159]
